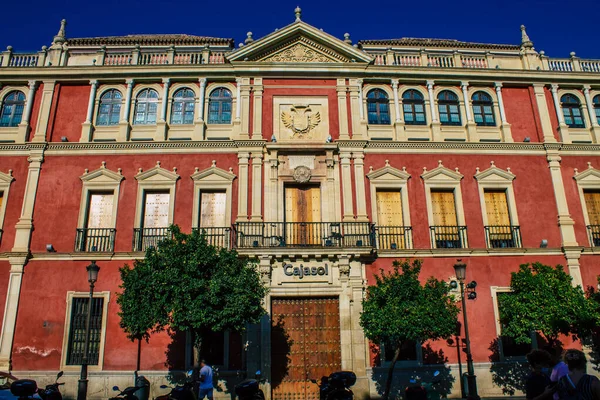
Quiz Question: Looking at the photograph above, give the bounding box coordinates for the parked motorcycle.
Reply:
[234,371,265,400]
[110,385,144,400]
[311,371,356,400]
[404,371,441,400]
[37,372,64,400]
[155,370,196,400]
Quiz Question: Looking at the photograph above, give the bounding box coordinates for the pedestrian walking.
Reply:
[556,349,600,400]
[198,359,214,400]
[526,349,552,399]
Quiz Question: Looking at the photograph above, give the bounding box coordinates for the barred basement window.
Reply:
[561,94,585,128]
[207,88,232,124]
[437,90,461,126]
[0,91,26,127]
[366,89,390,125]
[66,297,104,365]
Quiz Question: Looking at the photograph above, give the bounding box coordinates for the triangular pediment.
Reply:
[0,170,14,184]
[421,161,463,182]
[367,162,411,182]
[191,161,236,182]
[574,164,600,183]
[474,162,515,183]
[135,162,180,182]
[227,21,372,63]
[81,162,124,183]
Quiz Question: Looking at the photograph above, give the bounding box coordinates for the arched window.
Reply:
[366,89,390,125]
[594,95,600,125]
[133,89,159,125]
[472,91,496,126]
[97,89,122,126]
[0,91,26,127]
[402,90,426,125]
[561,94,585,128]
[170,88,195,125]
[437,90,461,126]
[207,88,232,124]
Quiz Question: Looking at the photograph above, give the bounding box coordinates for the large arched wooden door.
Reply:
[271,297,341,400]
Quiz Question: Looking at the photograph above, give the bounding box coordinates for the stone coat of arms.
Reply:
[281,104,321,139]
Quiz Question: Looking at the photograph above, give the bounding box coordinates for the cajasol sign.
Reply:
[283,263,329,279]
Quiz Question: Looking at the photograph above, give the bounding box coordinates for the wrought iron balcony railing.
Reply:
[429,226,468,249]
[193,227,232,249]
[587,225,600,247]
[75,228,116,252]
[375,226,413,250]
[133,227,170,251]
[233,222,374,249]
[485,225,522,248]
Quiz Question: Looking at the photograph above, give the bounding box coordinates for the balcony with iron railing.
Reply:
[233,222,374,249]
[193,227,232,249]
[430,226,468,249]
[375,226,413,250]
[587,225,600,247]
[75,228,116,252]
[484,225,522,248]
[132,227,170,252]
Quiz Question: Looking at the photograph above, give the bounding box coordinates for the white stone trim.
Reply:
[0,170,15,233]
[60,291,110,371]
[77,162,124,230]
[191,160,236,229]
[133,161,180,229]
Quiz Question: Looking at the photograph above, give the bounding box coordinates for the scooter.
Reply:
[110,385,143,400]
[311,371,356,400]
[37,372,64,400]
[404,371,441,400]
[9,379,39,400]
[156,370,196,400]
[234,371,265,400]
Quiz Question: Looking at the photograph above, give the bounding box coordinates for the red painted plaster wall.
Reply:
[367,254,568,364]
[10,259,179,371]
[49,85,89,143]
[0,157,30,252]
[502,87,541,143]
[262,80,339,141]
[579,255,600,289]
[30,154,239,253]
[545,88,560,141]
[363,154,561,249]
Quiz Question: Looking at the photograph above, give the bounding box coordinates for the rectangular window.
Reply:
[376,190,408,249]
[143,192,170,229]
[199,330,243,369]
[585,191,600,246]
[66,297,104,365]
[484,190,519,248]
[431,190,457,226]
[86,193,114,229]
[200,192,227,227]
[81,192,115,252]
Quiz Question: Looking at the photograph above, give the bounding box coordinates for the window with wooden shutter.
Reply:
[143,192,170,228]
[585,191,600,225]
[376,190,403,226]
[86,193,114,228]
[200,192,227,227]
[431,190,457,226]
[484,190,510,226]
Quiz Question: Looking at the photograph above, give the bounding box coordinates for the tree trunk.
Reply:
[135,338,142,379]
[382,344,401,400]
[193,330,202,367]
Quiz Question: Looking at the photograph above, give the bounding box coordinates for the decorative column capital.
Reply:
[391,79,399,89]
[89,79,98,87]
[461,81,469,89]
[162,78,171,85]
[550,84,559,93]
[356,78,363,86]
[494,82,503,89]
[235,77,243,85]
[583,84,591,93]
[426,80,435,89]
[125,78,134,86]
[198,77,207,86]
[27,80,38,90]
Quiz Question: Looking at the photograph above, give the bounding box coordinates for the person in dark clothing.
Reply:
[526,349,552,399]
[556,349,600,400]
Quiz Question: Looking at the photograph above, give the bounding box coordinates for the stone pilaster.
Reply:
[80,80,98,142]
[563,247,584,288]
[391,79,406,141]
[12,146,45,253]
[340,152,354,222]
[353,152,368,222]
[349,79,365,139]
[236,151,250,222]
[118,78,134,142]
[31,80,56,143]
[252,78,263,140]
[264,152,279,222]
[533,84,557,143]
[0,256,27,370]
[546,148,578,248]
[155,78,170,141]
[337,79,350,140]
[237,78,251,140]
[251,152,263,221]
[17,81,38,142]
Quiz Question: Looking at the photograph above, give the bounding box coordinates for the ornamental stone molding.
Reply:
[367,159,411,182]
[293,165,312,183]
[261,41,338,63]
[134,161,180,182]
[190,160,236,182]
[80,161,124,183]
[474,161,516,182]
[574,162,600,182]
[421,160,464,182]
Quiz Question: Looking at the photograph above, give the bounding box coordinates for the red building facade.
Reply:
[1,11,600,399]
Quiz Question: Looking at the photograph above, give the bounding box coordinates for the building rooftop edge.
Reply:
[358,38,521,51]
[66,34,235,47]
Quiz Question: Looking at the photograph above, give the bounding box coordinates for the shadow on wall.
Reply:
[587,328,600,372]
[270,315,293,391]
[370,343,455,399]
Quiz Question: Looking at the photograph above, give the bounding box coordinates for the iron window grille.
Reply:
[0,91,26,127]
[66,297,104,365]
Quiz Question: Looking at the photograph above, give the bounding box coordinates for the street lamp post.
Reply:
[77,261,100,400]
[454,259,480,400]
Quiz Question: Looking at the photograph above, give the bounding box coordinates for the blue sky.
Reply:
[2,0,599,59]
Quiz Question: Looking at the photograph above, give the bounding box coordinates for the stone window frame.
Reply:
[573,164,600,246]
[399,85,430,126]
[467,87,503,139]
[0,85,30,142]
[77,162,124,232]
[0,170,15,239]
[362,84,395,140]
[433,87,466,127]
[204,82,238,139]
[421,161,467,248]
[190,161,236,230]
[133,161,180,231]
[558,89,592,143]
[366,161,412,234]
[474,163,520,245]
[60,290,111,371]
[490,286,538,361]
[130,83,163,126]
[92,84,125,128]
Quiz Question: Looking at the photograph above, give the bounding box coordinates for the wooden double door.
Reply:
[271,297,342,400]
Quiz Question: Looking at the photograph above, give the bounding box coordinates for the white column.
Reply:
[0,258,26,370]
[495,82,508,124]
[160,78,170,122]
[426,80,438,122]
[22,81,38,124]
[251,153,263,221]
[235,78,242,121]
[551,84,565,125]
[122,78,134,122]
[252,78,263,139]
[391,79,401,122]
[198,78,207,121]
[583,85,599,127]
[237,152,249,221]
[85,80,99,123]
[353,153,368,222]
[340,152,354,222]
[357,79,364,120]
[461,81,473,122]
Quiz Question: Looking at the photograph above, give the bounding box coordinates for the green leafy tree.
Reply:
[360,259,460,400]
[117,225,268,367]
[499,263,599,348]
